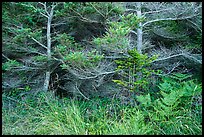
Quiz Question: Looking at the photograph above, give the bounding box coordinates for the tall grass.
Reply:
[2,92,152,135]
[2,85,202,135]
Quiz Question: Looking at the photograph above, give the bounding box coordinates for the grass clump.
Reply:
[2,74,202,135]
[2,92,152,135]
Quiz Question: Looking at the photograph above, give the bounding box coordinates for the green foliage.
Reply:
[120,13,145,29]
[2,92,152,135]
[56,2,124,21]
[2,60,22,71]
[159,74,202,107]
[55,33,82,51]
[6,85,31,98]
[60,50,103,69]
[28,29,42,39]
[2,2,202,135]
[8,88,22,97]
[136,74,202,134]
[93,13,141,53]
[137,93,151,107]
[3,86,201,135]
[2,2,45,63]
[3,2,40,29]
[54,33,83,66]
[25,85,31,92]
[13,28,32,42]
[113,48,159,91]
[93,22,130,52]
[80,2,124,16]
[186,32,202,51]
[165,21,181,33]
[54,33,103,70]
[34,56,48,62]
[170,73,192,81]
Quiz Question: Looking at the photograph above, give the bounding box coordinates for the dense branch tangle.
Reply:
[2,2,202,99]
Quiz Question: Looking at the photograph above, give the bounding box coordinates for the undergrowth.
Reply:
[2,73,202,135]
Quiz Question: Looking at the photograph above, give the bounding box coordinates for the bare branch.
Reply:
[39,12,48,18]
[31,51,47,57]
[2,94,21,103]
[152,53,184,63]
[152,27,190,39]
[68,68,116,80]
[152,53,202,64]
[186,19,202,32]
[38,2,49,16]
[2,54,11,61]
[51,22,66,27]
[104,56,128,59]
[166,61,180,75]
[130,30,137,36]
[142,8,174,15]
[51,2,58,10]
[183,53,202,64]
[143,13,200,27]
[71,9,100,24]
[75,83,90,100]
[11,66,42,71]
[31,37,47,50]
[125,9,137,13]
[90,3,105,18]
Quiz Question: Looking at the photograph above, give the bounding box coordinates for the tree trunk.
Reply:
[136,2,143,54]
[44,71,50,91]
[43,6,54,92]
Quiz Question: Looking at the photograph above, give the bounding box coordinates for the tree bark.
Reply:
[136,2,143,54]
[43,4,54,92]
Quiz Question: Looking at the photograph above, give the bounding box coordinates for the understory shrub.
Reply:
[113,48,159,92]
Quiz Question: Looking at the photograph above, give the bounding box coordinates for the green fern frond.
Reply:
[136,93,151,107]
[170,73,192,81]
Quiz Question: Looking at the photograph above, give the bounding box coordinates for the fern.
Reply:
[136,93,152,107]
[160,90,181,107]
[158,82,173,93]
[136,74,202,133]
[170,73,192,81]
